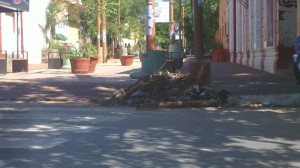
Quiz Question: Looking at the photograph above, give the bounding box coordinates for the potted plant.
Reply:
[81,43,98,73]
[64,48,90,74]
[119,43,135,66]
[64,42,98,74]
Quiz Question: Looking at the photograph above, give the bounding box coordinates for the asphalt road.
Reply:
[0,102,299,168]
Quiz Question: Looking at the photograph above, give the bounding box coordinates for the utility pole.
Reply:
[182,4,186,48]
[102,0,107,63]
[170,0,174,44]
[178,0,185,47]
[190,0,210,86]
[193,0,204,60]
[178,0,182,47]
[146,0,156,51]
[97,0,102,63]
[178,0,185,48]
[117,0,121,57]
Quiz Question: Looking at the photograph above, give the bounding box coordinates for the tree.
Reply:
[202,0,220,51]
[183,0,220,53]
[119,0,146,41]
[156,23,169,49]
[80,0,117,41]
[46,0,85,42]
[80,0,146,54]
[45,0,64,40]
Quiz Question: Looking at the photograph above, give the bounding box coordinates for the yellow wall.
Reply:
[68,27,79,44]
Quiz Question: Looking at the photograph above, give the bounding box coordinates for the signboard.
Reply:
[0,0,29,12]
[155,2,169,23]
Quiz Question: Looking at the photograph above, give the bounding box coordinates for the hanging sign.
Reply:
[155,2,169,23]
[0,0,29,12]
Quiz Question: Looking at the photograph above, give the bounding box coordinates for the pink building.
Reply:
[220,0,297,78]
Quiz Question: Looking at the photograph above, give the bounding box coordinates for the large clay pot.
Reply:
[119,55,135,66]
[88,57,98,73]
[70,58,90,74]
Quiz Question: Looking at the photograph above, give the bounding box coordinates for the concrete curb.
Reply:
[228,93,300,107]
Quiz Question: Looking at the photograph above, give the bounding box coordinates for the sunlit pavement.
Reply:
[1,59,300,106]
[0,102,299,168]
[0,58,142,102]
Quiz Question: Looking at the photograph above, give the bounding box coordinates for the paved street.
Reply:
[0,58,299,167]
[0,102,299,168]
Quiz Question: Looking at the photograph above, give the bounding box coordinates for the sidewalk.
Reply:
[0,58,142,102]
[0,57,299,106]
[210,62,300,106]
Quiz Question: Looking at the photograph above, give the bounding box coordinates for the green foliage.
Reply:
[64,49,85,59]
[80,0,146,47]
[203,0,220,51]
[46,1,63,39]
[48,40,63,50]
[156,23,170,49]
[81,43,97,56]
[80,0,98,42]
[54,34,67,41]
[46,1,61,27]
[183,0,220,52]
[183,0,193,46]
[120,0,146,40]
[46,0,83,38]
[64,43,96,59]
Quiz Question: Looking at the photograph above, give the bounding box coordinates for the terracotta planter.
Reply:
[119,55,135,66]
[70,58,90,74]
[88,57,98,73]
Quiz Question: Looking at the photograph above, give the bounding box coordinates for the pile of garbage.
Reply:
[111,71,230,108]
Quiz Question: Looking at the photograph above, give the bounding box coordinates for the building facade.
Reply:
[0,0,81,64]
[0,0,50,64]
[215,0,228,49]
[221,0,297,77]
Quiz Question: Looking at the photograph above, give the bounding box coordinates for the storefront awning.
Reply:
[0,0,29,12]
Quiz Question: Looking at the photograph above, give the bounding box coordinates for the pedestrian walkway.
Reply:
[0,57,299,106]
[0,58,141,102]
[210,62,300,106]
